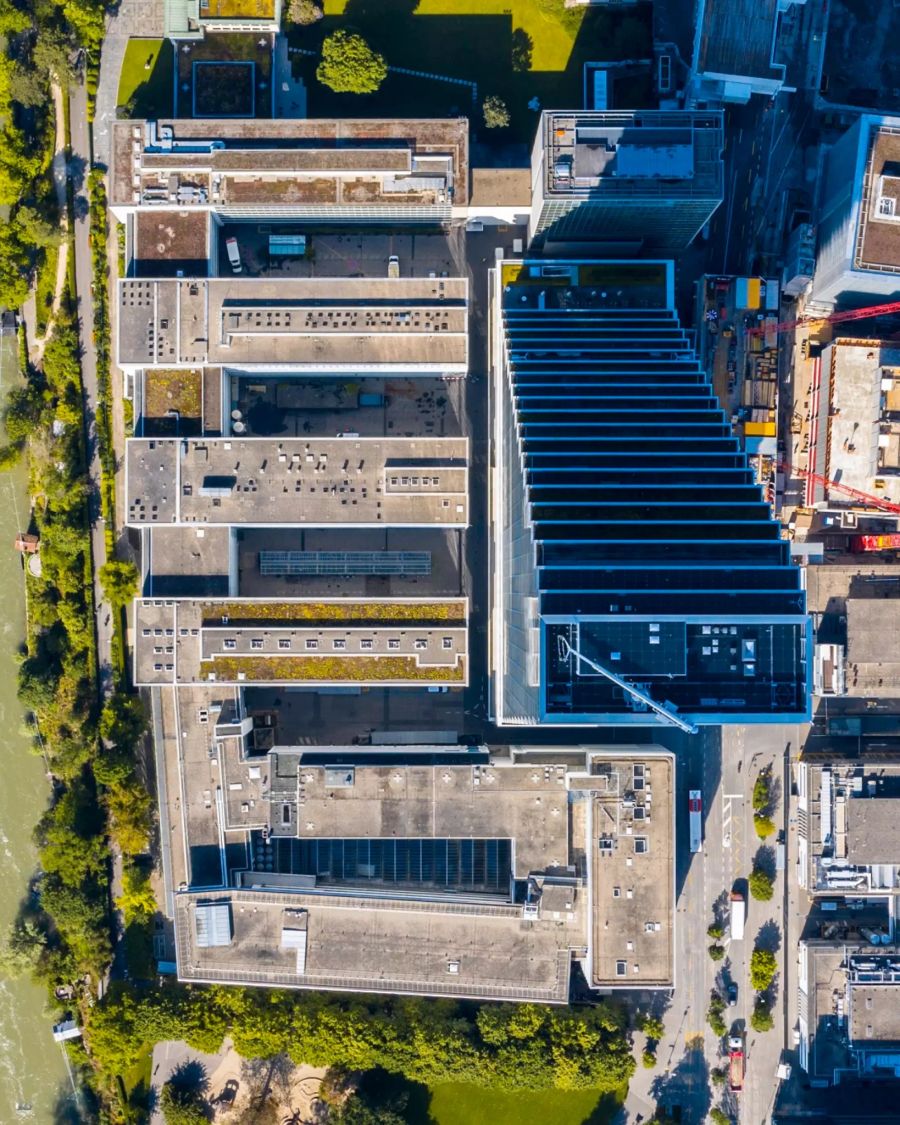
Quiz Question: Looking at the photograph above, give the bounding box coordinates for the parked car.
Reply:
[727,981,738,1006]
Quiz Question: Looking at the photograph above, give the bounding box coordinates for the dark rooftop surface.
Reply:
[696,0,783,82]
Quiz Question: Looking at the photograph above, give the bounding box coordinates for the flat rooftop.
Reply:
[125,436,468,527]
[117,277,469,371]
[858,124,900,272]
[584,755,674,988]
[133,597,468,687]
[111,118,468,210]
[846,797,900,866]
[695,0,783,83]
[134,210,210,276]
[276,762,570,878]
[174,888,577,1002]
[541,111,723,200]
[799,761,900,893]
[849,981,900,1044]
[826,341,900,504]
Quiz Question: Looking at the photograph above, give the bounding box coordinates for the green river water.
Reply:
[0,334,76,1122]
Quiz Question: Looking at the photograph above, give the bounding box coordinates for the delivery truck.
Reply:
[730,891,745,941]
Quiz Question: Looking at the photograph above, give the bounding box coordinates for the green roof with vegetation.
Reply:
[210,654,465,683]
[202,600,466,625]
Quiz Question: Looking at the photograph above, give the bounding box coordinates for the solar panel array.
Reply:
[253,834,511,893]
[259,550,432,577]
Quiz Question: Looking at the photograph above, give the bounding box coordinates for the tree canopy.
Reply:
[87,987,635,1098]
[750,947,777,992]
[316,31,387,95]
[483,95,510,129]
[749,865,774,901]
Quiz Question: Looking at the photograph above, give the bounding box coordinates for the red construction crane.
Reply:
[774,460,900,514]
[746,298,900,338]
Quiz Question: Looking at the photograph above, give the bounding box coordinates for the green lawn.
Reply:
[323,0,583,73]
[116,38,173,119]
[429,1084,625,1125]
[293,1,652,142]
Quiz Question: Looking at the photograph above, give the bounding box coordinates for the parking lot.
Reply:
[215,227,465,281]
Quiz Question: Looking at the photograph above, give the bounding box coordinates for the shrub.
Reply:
[317,31,387,94]
[483,95,510,129]
[750,948,777,992]
[749,865,774,901]
[642,1048,656,1069]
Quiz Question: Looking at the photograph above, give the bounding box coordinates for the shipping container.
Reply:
[735,276,762,309]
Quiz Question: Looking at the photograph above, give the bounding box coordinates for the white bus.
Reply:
[688,790,703,853]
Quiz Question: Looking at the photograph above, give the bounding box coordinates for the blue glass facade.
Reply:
[493,261,810,727]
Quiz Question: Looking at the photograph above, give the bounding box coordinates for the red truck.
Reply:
[729,1035,745,1092]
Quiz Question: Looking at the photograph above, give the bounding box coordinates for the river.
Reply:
[0,332,76,1122]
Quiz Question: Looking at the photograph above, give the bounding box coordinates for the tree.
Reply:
[117,863,156,925]
[710,1109,731,1125]
[749,865,774,901]
[287,0,322,23]
[15,205,62,250]
[706,993,727,1038]
[160,1081,207,1125]
[640,1014,664,1043]
[99,559,139,607]
[483,95,510,129]
[107,780,152,856]
[753,813,776,839]
[642,1048,656,1069]
[710,1065,726,1086]
[752,770,771,812]
[749,947,777,992]
[99,691,146,747]
[511,28,532,72]
[751,997,774,1033]
[708,942,725,962]
[316,31,387,95]
[707,923,724,940]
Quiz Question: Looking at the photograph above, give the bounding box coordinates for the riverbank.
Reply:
[0,331,74,1120]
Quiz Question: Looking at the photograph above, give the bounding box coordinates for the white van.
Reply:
[225,237,242,274]
[388,254,400,278]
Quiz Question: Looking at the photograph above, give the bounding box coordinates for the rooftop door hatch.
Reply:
[555,634,698,735]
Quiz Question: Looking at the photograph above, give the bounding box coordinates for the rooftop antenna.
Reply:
[556,633,698,736]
